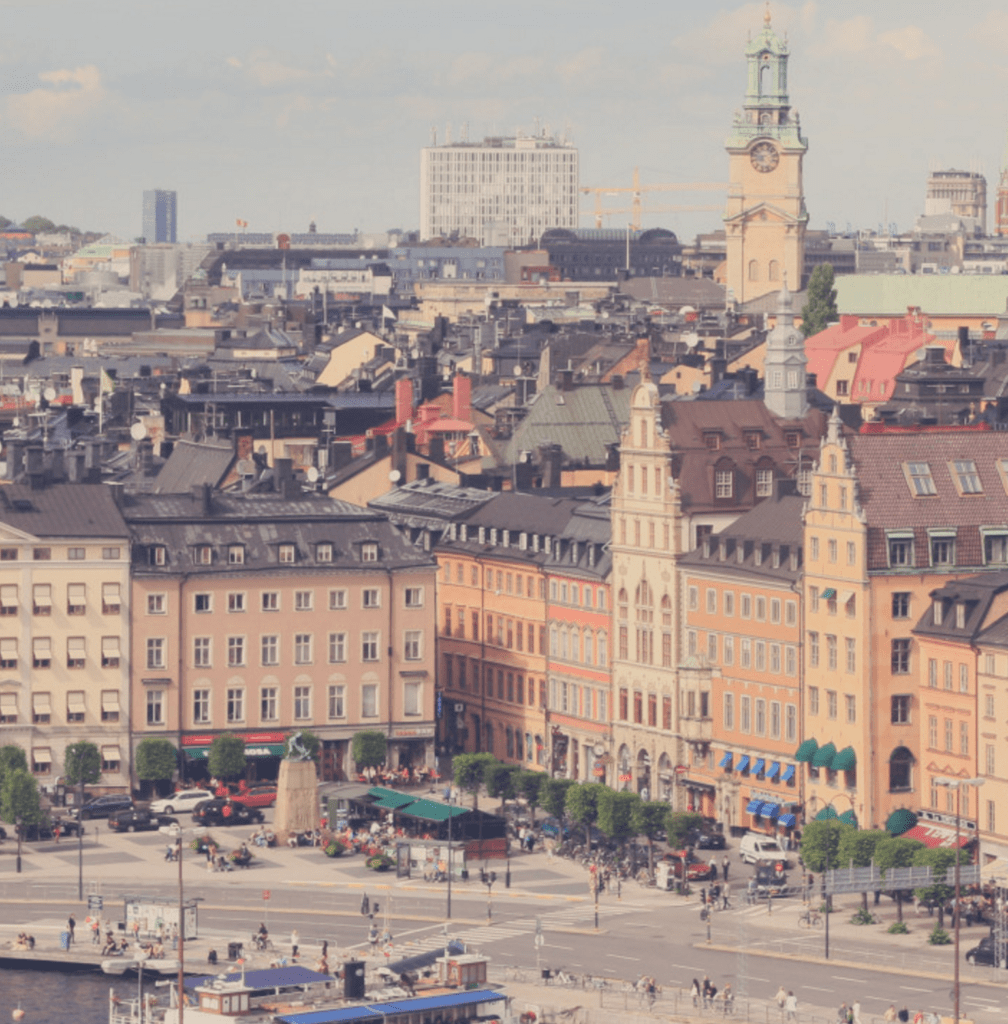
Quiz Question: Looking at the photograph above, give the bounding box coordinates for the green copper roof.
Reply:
[836,275,1008,317]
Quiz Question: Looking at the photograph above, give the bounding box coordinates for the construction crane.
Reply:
[580,167,728,228]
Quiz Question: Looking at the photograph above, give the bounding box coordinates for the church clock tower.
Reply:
[724,5,808,305]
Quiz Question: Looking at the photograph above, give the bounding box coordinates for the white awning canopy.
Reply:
[102,637,120,655]
[32,638,50,657]
[32,692,51,713]
[67,691,85,710]
[32,585,51,607]
[67,637,86,655]
[101,745,120,760]
[0,585,17,607]
[67,584,85,602]
[0,693,16,710]
[32,747,51,764]
[0,639,16,658]
[101,690,120,711]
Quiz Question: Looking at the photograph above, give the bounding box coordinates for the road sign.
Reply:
[262,890,271,901]
[87,895,103,912]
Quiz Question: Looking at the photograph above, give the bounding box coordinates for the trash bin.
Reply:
[227,941,243,961]
[60,931,70,951]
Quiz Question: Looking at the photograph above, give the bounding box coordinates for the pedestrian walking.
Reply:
[722,882,731,910]
[361,894,370,917]
[852,999,862,1024]
[775,985,787,1010]
[67,913,76,944]
[700,887,707,908]
[91,918,100,944]
[722,855,729,881]
[691,978,701,1008]
[883,1006,897,1023]
[290,928,299,960]
[784,991,797,1022]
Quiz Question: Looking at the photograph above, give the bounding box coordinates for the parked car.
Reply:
[149,788,211,816]
[108,808,174,833]
[663,849,718,881]
[192,798,264,828]
[539,817,572,840]
[20,817,82,840]
[688,829,727,850]
[71,794,133,821]
[738,831,787,865]
[966,935,1007,968]
[232,786,277,809]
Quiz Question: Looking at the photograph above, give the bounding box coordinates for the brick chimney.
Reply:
[395,378,414,425]
[453,373,472,423]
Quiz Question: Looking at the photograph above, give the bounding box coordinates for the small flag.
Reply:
[236,219,248,229]
[100,368,114,394]
[382,305,397,322]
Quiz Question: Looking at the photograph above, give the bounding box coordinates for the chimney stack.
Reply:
[395,377,414,425]
[452,373,472,422]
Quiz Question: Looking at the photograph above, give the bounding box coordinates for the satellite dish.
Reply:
[389,469,402,483]
[43,387,56,402]
[306,466,320,483]
[130,422,148,441]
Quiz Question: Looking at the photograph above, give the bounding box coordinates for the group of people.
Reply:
[883,1008,940,1024]
[774,986,799,1021]
[12,932,35,951]
[356,765,436,786]
[699,882,730,911]
[691,976,732,1011]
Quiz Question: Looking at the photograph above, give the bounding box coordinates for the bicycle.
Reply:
[797,907,822,928]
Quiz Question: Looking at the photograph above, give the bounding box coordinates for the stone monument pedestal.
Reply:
[274,759,319,834]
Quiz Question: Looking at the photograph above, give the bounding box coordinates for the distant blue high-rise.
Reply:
[142,189,177,243]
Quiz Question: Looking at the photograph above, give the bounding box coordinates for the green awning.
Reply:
[398,799,467,823]
[831,746,857,771]
[812,741,837,768]
[838,810,858,827]
[885,808,918,836]
[794,738,819,763]
[373,793,416,810]
[814,806,838,821]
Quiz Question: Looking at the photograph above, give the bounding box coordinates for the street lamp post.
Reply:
[15,815,21,874]
[805,793,854,961]
[934,776,984,1024]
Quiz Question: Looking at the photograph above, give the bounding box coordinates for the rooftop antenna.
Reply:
[430,125,437,146]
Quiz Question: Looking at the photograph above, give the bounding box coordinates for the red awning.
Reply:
[903,822,973,849]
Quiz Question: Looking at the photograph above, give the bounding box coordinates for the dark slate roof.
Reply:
[369,480,495,527]
[912,569,1008,643]
[123,491,434,573]
[0,483,128,539]
[619,276,727,310]
[153,439,234,495]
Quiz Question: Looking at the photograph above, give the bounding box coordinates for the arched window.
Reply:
[635,579,654,665]
[748,259,759,282]
[571,629,580,663]
[618,589,629,661]
[535,734,545,766]
[560,628,569,660]
[597,631,608,667]
[640,417,648,448]
[759,60,771,97]
[661,593,673,668]
[584,629,594,666]
[506,727,514,759]
[769,259,780,281]
[550,625,558,657]
[889,746,914,792]
[485,721,494,753]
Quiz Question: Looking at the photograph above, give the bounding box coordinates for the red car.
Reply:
[232,785,277,808]
[663,849,718,881]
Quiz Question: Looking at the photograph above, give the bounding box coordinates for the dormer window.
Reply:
[278,543,295,564]
[316,543,333,563]
[906,462,937,497]
[933,599,944,626]
[361,542,378,563]
[745,432,762,451]
[195,545,212,565]
[985,533,1008,564]
[715,468,734,499]
[228,545,245,565]
[951,460,982,495]
[785,432,800,448]
[151,546,167,566]
[490,528,498,546]
[478,526,486,545]
[704,433,721,451]
[956,603,966,629]
[930,532,955,567]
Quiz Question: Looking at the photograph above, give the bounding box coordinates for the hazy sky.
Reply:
[2,0,1005,243]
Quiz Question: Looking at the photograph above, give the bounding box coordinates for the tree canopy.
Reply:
[800,263,838,337]
[21,216,56,234]
[538,777,575,823]
[516,770,542,820]
[875,834,926,922]
[351,731,386,770]
[452,752,495,809]
[596,788,639,845]
[135,738,177,782]
[484,761,519,811]
[63,741,102,789]
[799,819,854,873]
[665,811,703,850]
[564,782,601,845]
[208,734,246,780]
[0,768,43,826]
[0,745,28,792]
[632,800,668,875]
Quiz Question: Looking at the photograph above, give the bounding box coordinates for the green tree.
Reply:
[0,744,28,792]
[0,768,43,827]
[21,215,56,234]
[913,846,969,928]
[800,263,838,338]
[484,761,519,813]
[284,729,321,763]
[665,810,703,850]
[64,741,102,789]
[632,800,668,877]
[0,216,12,231]
[452,752,495,810]
[516,770,543,822]
[565,782,601,847]
[538,777,575,834]
[208,734,246,781]
[135,738,177,787]
[351,731,387,772]
[875,835,925,922]
[837,828,888,911]
[799,819,853,874]
[596,788,639,850]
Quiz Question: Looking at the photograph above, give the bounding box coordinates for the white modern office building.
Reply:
[420,132,578,247]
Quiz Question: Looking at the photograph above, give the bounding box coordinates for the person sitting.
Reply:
[118,937,129,954]
[207,949,218,965]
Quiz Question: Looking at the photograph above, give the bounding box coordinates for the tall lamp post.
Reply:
[934,776,984,1024]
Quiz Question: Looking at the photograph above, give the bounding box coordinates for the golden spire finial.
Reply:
[764,2,771,26]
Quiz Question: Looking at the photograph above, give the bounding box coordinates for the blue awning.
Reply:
[766,762,780,780]
[751,758,765,776]
[718,751,733,769]
[778,813,797,828]
[736,754,751,773]
[760,802,780,819]
[781,764,795,783]
[746,798,763,814]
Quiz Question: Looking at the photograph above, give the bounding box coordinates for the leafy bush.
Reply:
[190,833,218,853]
[928,923,952,945]
[366,853,393,872]
[887,921,909,934]
[324,840,346,858]
[850,908,876,926]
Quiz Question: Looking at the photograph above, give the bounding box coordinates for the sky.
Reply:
[1,0,1006,244]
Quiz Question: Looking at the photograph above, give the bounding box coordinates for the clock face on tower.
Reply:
[750,141,779,173]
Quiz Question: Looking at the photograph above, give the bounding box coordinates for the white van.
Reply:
[738,831,786,865]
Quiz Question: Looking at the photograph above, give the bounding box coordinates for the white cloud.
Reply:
[4,64,105,138]
[877,25,939,61]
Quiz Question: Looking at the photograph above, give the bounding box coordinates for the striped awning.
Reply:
[736,754,751,773]
[746,798,763,814]
[766,762,780,780]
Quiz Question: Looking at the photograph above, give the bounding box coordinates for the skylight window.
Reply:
[952,460,983,494]
[906,462,937,497]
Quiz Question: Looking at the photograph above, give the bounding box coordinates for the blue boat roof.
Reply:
[185,965,331,990]
[277,988,505,1024]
